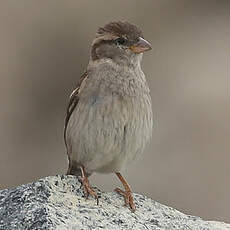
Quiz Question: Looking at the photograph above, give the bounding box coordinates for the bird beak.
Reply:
[130,37,152,54]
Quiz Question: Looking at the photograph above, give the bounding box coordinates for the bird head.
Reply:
[90,21,151,65]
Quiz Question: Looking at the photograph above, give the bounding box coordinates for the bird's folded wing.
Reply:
[64,71,88,148]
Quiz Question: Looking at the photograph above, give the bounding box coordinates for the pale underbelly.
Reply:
[66,94,153,173]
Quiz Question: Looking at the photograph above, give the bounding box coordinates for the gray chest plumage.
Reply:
[66,61,153,173]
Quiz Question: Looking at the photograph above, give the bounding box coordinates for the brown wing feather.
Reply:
[64,71,88,148]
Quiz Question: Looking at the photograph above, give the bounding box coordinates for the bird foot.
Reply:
[79,167,99,205]
[115,187,136,211]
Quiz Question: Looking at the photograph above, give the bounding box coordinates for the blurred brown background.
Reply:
[0,0,230,222]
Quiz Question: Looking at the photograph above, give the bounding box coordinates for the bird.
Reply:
[64,21,153,211]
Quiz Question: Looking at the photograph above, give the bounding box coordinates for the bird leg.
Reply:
[79,166,99,205]
[115,172,136,211]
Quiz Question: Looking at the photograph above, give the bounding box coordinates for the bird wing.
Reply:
[64,71,88,148]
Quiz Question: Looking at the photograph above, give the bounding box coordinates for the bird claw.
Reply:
[115,187,136,211]
[79,171,99,205]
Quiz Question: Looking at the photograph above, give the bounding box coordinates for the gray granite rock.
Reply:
[0,175,229,230]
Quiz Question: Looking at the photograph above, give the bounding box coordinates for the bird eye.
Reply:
[114,37,128,45]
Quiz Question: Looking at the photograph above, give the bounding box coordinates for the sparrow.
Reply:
[64,21,153,211]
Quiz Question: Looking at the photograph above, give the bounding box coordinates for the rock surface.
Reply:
[0,175,229,230]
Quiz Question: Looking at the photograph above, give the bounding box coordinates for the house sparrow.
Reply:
[64,21,153,211]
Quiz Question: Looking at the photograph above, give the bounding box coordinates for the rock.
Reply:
[0,175,229,230]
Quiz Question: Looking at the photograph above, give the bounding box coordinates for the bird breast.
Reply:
[66,63,153,173]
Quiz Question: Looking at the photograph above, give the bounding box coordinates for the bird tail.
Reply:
[66,156,92,177]
[66,156,82,176]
